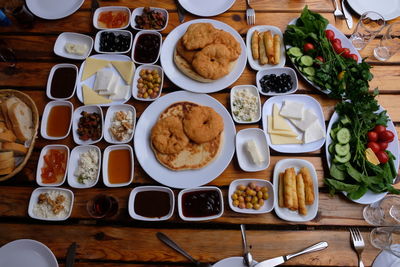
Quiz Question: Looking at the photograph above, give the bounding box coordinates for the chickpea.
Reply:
[137,93,143,98]
[249,190,257,196]
[148,89,154,95]
[147,74,153,80]
[238,196,244,202]
[152,69,158,75]
[151,92,158,98]
[138,83,144,89]
[255,185,262,192]
[261,187,268,193]
[239,203,246,209]
[154,87,160,92]
[253,204,261,210]
[246,202,253,209]
[251,196,258,204]
[257,191,263,199]
[258,199,264,206]
[143,92,149,98]
[140,69,146,76]
[146,69,151,74]
[231,193,238,200]
[245,196,252,202]
[234,190,241,195]
[237,185,246,191]
[249,182,256,189]
[233,200,239,207]
[263,192,269,200]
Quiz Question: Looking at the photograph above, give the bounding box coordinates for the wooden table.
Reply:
[1,1,400,266]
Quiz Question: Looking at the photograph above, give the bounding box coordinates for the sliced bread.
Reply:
[0,166,14,175]
[0,130,16,142]
[8,101,33,142]
[0,156,14,169]
[0,151,13,161]
[1,142,28,155]
[1,97,21,130]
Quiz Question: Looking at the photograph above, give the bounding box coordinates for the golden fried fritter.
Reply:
[191,44,231,80]
[151,116,189,154]
[182,23,217,50]
[176,38,199,64]
[213,30,242,61]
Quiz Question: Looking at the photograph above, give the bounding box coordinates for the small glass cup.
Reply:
[350,11,386,50]
[371,227,400,260]
[86,194,119,219]
[374,22,400,61]
[363,195,400,226]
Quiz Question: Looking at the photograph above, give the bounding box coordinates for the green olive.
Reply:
[233,200,239,207]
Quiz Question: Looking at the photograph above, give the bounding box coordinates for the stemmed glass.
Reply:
[363,195,400,226]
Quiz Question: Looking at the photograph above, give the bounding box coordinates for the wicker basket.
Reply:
[0,89,39,182]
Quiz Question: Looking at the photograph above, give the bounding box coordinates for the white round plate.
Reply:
[326,105,399,204]
[213,257,257,267]
[0,239,58,267]
[160,19,246,94]
[373,248,400,267]
[347,0,400,21]
[133,91,236,189]
[26,0,83,20]
[178,0,235,17]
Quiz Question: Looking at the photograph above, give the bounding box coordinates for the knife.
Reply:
[341,0,353,30]
[174,0,186,23]
[66,242,77,267]
[254,241,328,267]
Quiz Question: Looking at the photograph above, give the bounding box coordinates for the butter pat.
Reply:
[279,100,304,119]
[65,43,88,56]
[246,139,265,165]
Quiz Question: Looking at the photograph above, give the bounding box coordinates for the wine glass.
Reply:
[363,195,400,226]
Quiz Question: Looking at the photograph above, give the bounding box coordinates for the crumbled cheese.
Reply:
[74,149,99,185]
[232,88,259,122]
[33,190,71,219]
[109,110,134,141]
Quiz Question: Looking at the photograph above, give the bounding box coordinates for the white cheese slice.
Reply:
[304,120,325,144]
[111,61,134,85]
[289,109,318,131]
[94,69,116,92]
[272,104,293,132]
[82,84,112,105]
[279,100,304,119]
[270,133,303,145]
[81,58,110,81]
[267,116,298,137]
[110,84,130,101]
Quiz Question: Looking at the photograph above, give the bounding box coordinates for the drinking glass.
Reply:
[370,227,400,259]
[86,194,119,219]
[374,22,400,61]
[350,11,385,50]
[363,195,400,226]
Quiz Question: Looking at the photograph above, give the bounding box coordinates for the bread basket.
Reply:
[0,89,39,181]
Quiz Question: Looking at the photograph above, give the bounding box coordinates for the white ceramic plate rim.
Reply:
[160,19,247,93]
[26,0,83,20]
[178,0,235,17]
[325,105,400,204]
[133,91,236,189]
[230,85,261,124]
[104,104,136,144]
[213,256,258,267]
[67,145,101,188]
[347,0,400,21]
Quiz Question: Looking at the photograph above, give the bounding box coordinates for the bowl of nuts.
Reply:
[132,64,163,101]
[228,179,275,214]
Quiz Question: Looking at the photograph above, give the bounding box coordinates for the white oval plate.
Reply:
[36,144,69,187]
[0,239,58,267]
[132,64,164,101]
[134,91,236,189]
[213,257,257,267]
[72,105,104,145]
[273,158,319,222]
[26,0,83,20]
[178,0,235,17]
[326,105,399,204]
[67,145,101,188]
[347,0,400,21]
[104,104,136,144]
[103,144,134,187]
[160,19,246,94]
[54,32,93,60]
[230,85,261,124]
[130,7,169,31]
[261,94,326,153]
[40,100,73,140]
[246,25,286,71]
[93,6,131,30]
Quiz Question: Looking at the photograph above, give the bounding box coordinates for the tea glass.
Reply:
[350,11,385,50]
[363,195,400,226]
[374,22,400,61]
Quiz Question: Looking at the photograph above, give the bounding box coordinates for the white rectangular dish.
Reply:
[40,100,73,140]
[36,144,69,187]
[72,105,103,145]
[230,85,261,124]
[93,6,131,30]
[104,104,136,144]
[102,144,134,187]
[67,145,101,188]
[54,32,93,60]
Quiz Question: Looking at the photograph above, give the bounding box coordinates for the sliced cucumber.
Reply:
[288,47,303,57]
[335,153,351,164]
[303,66,316,76]
[307,75,315,82]
[335,143,350,156]
[340,115,351,125]
[337,128,351,144]
[328,143,335,154]
[330,126,341,140]
[300,55,313,67]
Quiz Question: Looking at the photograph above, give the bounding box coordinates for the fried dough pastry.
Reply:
[151,116,189,154]
[213,30,241,61]
[182,23,217,50]
[192,44,231,80]
[183,105,224,144]
[176,38,199,64]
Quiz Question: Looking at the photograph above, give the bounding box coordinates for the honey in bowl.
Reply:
[108,149,131,184]
[46,105,71,137]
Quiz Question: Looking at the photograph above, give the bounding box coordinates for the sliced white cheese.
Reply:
[304,120,325,144]
[270,133,303,145]
[279,100,304,119]
[82,84,112,105]
[93,69,117,92]
[289,109,318,131]
[267,116,298,137]
[272,104,294,132]
[246,139,265,165]
[110,84,130,101]
[111,61,134,85]
[81,58,110,81]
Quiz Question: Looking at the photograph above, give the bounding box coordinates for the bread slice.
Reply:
[0,151,13,161]
[8,101,33,142]
[0,166,13,175]
[0,156,14,169]
[1,97,21,130]
[1,142,27,155]
[0,130,16,142]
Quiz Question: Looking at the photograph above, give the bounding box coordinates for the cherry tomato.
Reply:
[376,150,389,164]
[374,125,386,133]
[349,54,358,61]
[332,42,343,54]
[332,38,342,46]
[315,56,324,63]
[367,142,380,153]
[367,131,378,142]
[303,43,315,52]
[342,48,350,58]
[325,30,335,41]
[378,142,389,151]
[379,130,395,142]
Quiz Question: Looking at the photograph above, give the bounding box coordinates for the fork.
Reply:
[349,228,365,267]
[332,0,345,19]
[245,0,255,25]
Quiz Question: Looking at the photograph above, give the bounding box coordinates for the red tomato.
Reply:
[342,48,351,58]
[374,125,386,133]
[367,131,378,142]
[325,30,335,41]
[378,142,389,151]
[315,56,324,63]
[376,151,389,164]
[332,42,343,54]
[379,130,395,142]
[349,54,358,61]
[367,142,380,153]
[303,43,315,52]
[332,38,342,46]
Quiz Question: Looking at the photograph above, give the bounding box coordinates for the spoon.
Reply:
[240,224,254,267]
[156,232,213,267]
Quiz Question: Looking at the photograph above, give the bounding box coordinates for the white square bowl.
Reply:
[256,67,298,96]
[93,6,131,30]
[130,7,169,31]
[178,186,224,221]
[230,85,261,124]
[104,104,136,144]
[46,63,78,100]
[236,128,270,172]
[132,64,164,101]
[67,145,101,188]
[94,29,133,54]
[54,32,93,60]
[131,30,162,65]
[28,187,74,221]
[273,158,319,222]
[102,144,134,187]
[40,100,73,140]
[228,179,275,214]
[72,105,104,145]
[36,145,69,187]
[128,186,175,221]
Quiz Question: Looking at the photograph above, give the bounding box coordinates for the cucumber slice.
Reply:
[340,115,351,125]
[303,66,316,76]
[335,153,351,163]
[288,47,303,57]
[300,55,313,67]
[335,143,350,156]
[328,143,335,154]
[330,126,341,140]
[337,128,351,144]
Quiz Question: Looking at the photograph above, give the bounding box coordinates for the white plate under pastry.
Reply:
[178,0,235,17]
[347,0,400,21]
[213,257,257,267]
[26,0,83,20]
[133,90,236,189]
[160,19,247,94]
[372,248,400,267]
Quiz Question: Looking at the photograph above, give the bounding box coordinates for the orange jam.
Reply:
[98,10,129,28]
[108,149,131,184]
[41,149,67,184]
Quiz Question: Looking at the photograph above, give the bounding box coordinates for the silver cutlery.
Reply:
[156,232,212,267]
[174,0,186,23]
[349,228,365,267]
[332,0,345,19]
[341,0,353,29]
[254,241,328,267]
[65,242,77,267]
[245,0,255,25]
[240,224,254,267]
